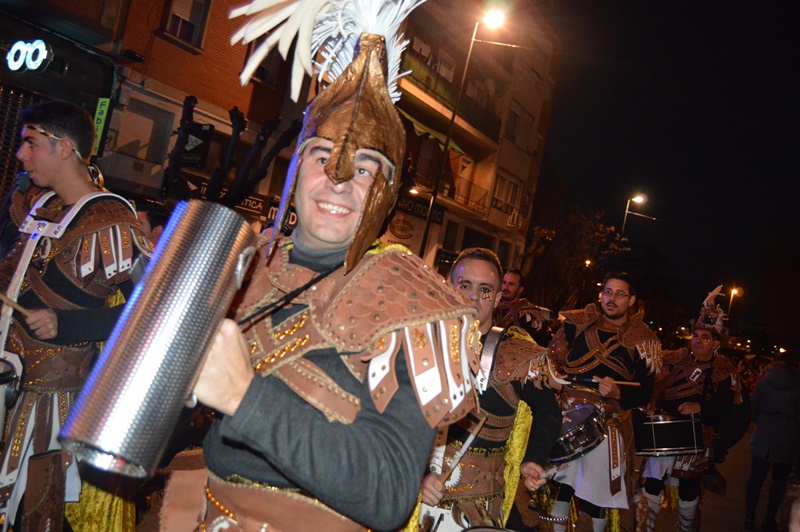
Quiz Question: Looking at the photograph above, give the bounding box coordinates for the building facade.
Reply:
[386,0,562,273]
[1,0,560,270]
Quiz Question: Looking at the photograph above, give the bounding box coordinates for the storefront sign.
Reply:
[93,98,111,157]
[179,123,214,168]
[6,39,53,72]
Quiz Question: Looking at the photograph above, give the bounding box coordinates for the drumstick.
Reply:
[0,292,31,317]
[440,416,487,484]
[571,377,641,388]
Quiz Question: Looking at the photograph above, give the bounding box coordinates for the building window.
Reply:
[497,240,511,267]
[443,220,459,251]
[492,174,520,214]
[504,101,535,152]
[163,0,209,49]
[505,109,518,143]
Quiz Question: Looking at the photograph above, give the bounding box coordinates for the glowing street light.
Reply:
[418,9,506,257]
[621,194,656,236]
[729,287,742,319]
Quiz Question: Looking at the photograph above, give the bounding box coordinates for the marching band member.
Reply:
[0,100,150,530]
[637,287,742,531]
[420,249,561,530]
[546,272,660,532]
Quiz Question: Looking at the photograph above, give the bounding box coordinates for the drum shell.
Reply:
[549,404,607,464]
[633,409,704,456]
[59,200,255,478]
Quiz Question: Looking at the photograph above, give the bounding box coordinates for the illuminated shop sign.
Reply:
[6,39,53,72]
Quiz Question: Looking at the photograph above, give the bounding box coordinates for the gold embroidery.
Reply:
[413,328,427,349]
[254,334,310,372]
[121,227,130,248]
[11,395,35,458]
[205,486,236,520]
[450,324,460,365]
[274,313,308,341]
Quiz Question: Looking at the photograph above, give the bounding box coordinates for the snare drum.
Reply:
[549,403,606,464]
[633,409,704,456]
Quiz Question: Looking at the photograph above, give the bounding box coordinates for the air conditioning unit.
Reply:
[507,209,520,227]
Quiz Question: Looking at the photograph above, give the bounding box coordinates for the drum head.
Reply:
[560,404,595,434]
[0,359,15,383]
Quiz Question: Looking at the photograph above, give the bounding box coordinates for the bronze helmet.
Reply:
[268,33,405,272]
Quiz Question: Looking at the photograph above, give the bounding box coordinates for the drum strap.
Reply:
[0,193,58,373]
[608,425,623,495]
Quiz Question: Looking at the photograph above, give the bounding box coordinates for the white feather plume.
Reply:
[230,0,424,102]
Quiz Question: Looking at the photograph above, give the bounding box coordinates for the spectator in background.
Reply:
[494,268,553,346]
[135,199,171,246]
[745,350,800,532]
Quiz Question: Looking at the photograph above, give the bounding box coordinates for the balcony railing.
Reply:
[413,171,489,216]
[401,51,502,141]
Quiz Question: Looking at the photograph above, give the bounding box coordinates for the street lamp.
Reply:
[418,10,506,258]
[621,194,656,236]
[729,287,742,319]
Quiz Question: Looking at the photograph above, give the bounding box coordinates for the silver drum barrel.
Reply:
[59,200,255,478]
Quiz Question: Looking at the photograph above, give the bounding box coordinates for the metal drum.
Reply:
[59,200,256,478]
[549,403,606,464]
[633,409,704,456]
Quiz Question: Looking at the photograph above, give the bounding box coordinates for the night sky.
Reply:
[530,1,799,346]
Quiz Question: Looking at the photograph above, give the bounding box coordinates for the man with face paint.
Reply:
[0,100,150,529]
[545,272,660,532]
[188,15,482,532]
[637,287,742,532]
[418,248,561,530]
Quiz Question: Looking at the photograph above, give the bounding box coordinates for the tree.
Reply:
[523,204,621,312]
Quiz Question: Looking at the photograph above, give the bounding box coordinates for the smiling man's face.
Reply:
[292,137,386,251]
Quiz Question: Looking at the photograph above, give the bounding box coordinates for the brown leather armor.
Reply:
[551,305,661,377]
[236,233,481,429]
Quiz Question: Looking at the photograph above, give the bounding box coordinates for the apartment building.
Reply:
[390,0,561,272]
[1,0,560,268]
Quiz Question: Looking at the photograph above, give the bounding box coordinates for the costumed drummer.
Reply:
[419,249,561,530]
[0,100,151,530]
[546,272,660,532]
[188,1,483,530]
[637,286,742,532]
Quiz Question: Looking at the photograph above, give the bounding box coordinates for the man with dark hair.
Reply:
[135,199,171,246]
[638,286,742,532]
[494,268,552,345]
[419,248,561,530]
[0,100,151,529]
[545,272,660,531]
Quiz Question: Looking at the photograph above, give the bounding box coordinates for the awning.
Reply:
[397,108,466,156]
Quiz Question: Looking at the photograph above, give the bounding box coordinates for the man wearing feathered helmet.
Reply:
[636,286,744,532]
[187,1,484,531]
